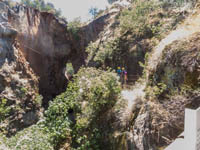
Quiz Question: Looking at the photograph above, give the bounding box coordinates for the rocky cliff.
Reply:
[0,0,123,135]
[5,2,119,104]
[8,4,75,104]
[1,0,200,150]
[0,1,40,135]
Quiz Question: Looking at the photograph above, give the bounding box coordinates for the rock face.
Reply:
[132,24,200,150]
[0,1,41,135]
[109,4,200,150]
[6,3,117,104]
[1,0,200,149]
[8,5,73,104]
[84,3,149,84]
[0,0,122,135]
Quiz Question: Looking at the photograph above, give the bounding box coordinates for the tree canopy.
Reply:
[89,7,99,19]
[20,0,62,17]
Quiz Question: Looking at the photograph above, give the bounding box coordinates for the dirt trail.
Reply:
[120,83,145,125]
[120,11,200,124]
[148,12,200,71]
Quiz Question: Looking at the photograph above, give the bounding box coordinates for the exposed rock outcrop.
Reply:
[132,13,200,150]
[8,5,72,104]
[6,2,120,104]
[0,0,126,135]
[0,1,41,135]
[1,0,200,149]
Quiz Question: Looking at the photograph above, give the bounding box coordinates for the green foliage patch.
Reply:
[0,125,53,150]
[20,0,62,17]
[119,0,160,38]
[86,38,123,68]
[43,67,121,149]
[67,18,82,41]
[0,98,10,122]
[66,62,75,76]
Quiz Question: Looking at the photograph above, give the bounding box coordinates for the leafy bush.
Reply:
[35,94,43,107]
[86,42,99,65]
[0,125,53,150]
[67,18,82,41]
[43,67,121,149]
[0,99,10,122]
[72,68,121,149]
[19,87,28,98]
[146,82,167,98]
[160,0,188,7]
[94,38,120,66]
[43,81,79,146]
[86,38,122,68]
[119,0,160,37]
[66,62,75,76]
[20,0,62,17]
[75,68,121,117]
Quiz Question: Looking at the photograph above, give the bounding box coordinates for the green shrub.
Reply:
[146,82,167,98]
[0,98,10,122]
[35,94,43,107]
[76,67,121,117]
[66,62,75,76]
[20,0,62,17]
[119,0,159,37]
[43,67,121,149]
[43,81,79,146]
[86,38,122,68]
[94,38,120,66]
[86,42,99,65]
[0,125,53,150]
[72,68,121,149]
[160,0,187,7]
[67,18,82,41]
[19,87,28,98]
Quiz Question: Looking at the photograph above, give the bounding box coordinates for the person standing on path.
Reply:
[121,67,128,88]
[121,67,125,85]
[124,70,128,86]
[117,67,122,77]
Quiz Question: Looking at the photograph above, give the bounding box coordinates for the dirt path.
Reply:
[120,83,145,125]
[120,11,200,125]
[148,11,200,71]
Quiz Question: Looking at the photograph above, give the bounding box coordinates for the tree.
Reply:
[107,0,118,4]
[21,0,32,6]
[89,7,98,19]
[20,0,62,17]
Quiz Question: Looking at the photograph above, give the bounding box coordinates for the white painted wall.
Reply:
[165,107,200,150]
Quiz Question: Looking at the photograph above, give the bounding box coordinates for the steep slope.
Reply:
[0,0,129,138]
[106,2,200,150]
[148,10,200,72]
[1,0,200,150]
[6,3,120,105]
[131,8,200,150]
[8,5,75,104]
[0,1,41,135]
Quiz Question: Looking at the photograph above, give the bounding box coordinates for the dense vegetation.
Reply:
[1,0,198,149]
[0,68,121,150]
[119,0,160,38]
[0,99,10,123]
[67,18,82,41]
[44,67,121,149]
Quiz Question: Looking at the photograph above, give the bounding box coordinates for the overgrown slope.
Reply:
[1,0,200,150]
